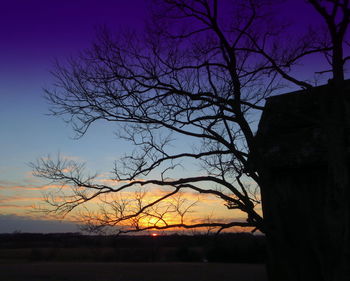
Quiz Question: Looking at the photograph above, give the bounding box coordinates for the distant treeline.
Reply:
[0,232,266,263]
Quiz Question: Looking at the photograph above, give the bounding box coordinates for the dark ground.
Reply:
[0,262,267,281]
[0,233,267,280]
[0,233,266,263]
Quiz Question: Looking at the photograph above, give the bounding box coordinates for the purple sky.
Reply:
[0,0,148,173]
[0,0,347,233]
[0,0,149,233]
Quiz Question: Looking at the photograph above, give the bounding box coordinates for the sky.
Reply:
[0,0,150,233]
[0,0,347,233]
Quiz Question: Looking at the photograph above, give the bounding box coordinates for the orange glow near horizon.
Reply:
[0,174,261,234]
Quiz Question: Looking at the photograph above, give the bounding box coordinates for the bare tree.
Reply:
[33,0,349,280]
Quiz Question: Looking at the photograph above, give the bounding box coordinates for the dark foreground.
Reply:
[1,262,267,281]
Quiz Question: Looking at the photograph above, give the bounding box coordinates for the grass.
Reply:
[0,262,267,281]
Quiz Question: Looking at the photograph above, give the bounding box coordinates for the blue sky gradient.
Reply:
[0,0,348,233]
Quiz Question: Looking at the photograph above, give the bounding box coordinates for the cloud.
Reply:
[0,196,43,203]
[0,204,21,209]
[0,204,32,209]
[0,179,18,188]
[0,183,69,191]
[18,184,68,190]
[40,154,83,162]
[0,174,254,234]
[96,177,146,186]
[0,214,81,233]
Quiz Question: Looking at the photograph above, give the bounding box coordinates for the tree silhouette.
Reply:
[33,1,350,280]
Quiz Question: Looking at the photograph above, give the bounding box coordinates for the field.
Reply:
[0,262,267,281]
[0,233,267,280]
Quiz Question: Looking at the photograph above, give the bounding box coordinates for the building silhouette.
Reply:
[255,81,350,279]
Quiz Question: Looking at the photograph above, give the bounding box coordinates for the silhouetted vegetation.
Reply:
[32,0,350,279]
[0,232,266,263]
